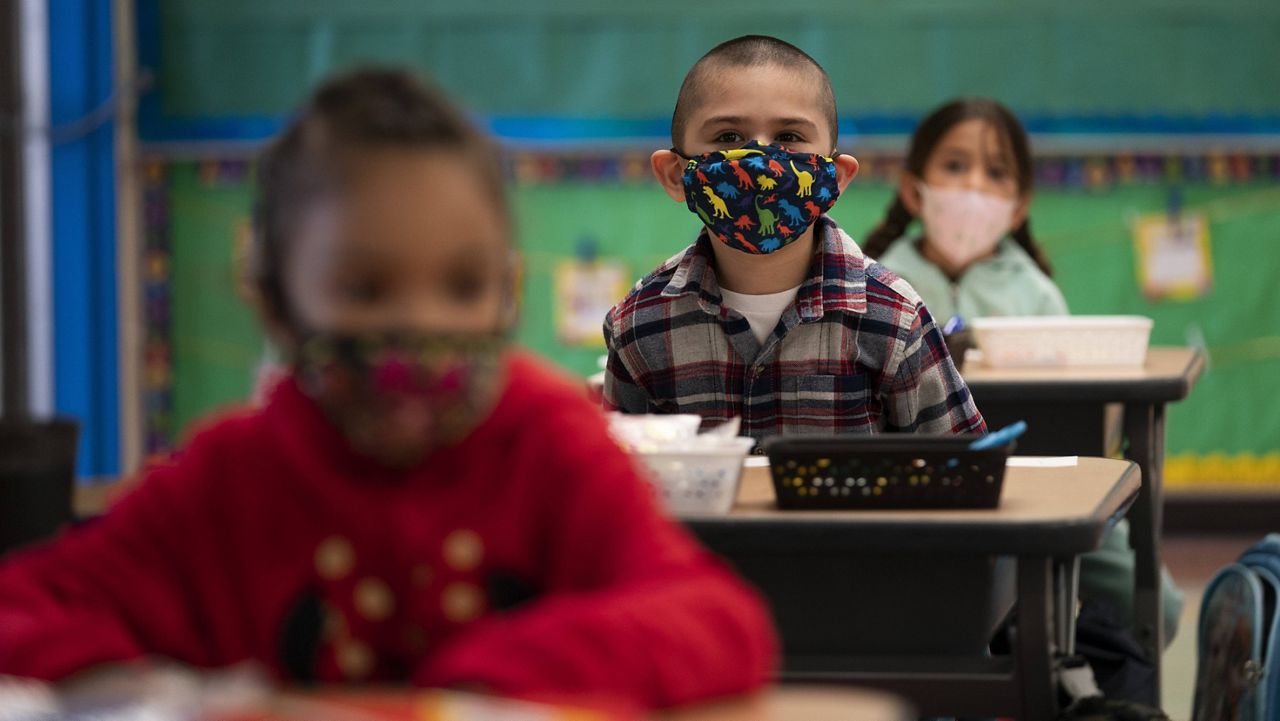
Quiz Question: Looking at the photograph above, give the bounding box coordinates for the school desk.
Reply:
[270,686,916,721]
[656,685,912,721]
[288,686,911,721]
[962,345,1204,702]
[684,458,1139,721]
[290,686,914,721]
[16,672,911,721]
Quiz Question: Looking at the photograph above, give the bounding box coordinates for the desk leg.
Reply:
[1054,556,1081,657]
[1017,555,1057,721]
[1124,402,1165,706]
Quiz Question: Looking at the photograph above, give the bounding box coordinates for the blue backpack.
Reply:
[1193,534,1280,721]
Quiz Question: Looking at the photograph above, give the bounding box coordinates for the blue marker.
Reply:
[942,315,967,335]
[969,421,1027,451]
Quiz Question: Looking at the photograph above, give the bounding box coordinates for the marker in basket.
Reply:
[968,421,1027,451]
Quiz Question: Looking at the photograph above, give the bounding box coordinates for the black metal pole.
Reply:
[0,0,29,419]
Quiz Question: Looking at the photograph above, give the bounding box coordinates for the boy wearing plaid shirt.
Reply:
[603,35,985,441]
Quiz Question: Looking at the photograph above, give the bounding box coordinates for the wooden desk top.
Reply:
[659,686,912,720]
[6,674,911,721]
[961,346,1204,403]
[275,687,912,721]
[686,458,1139,556]
[77,460,1139,557]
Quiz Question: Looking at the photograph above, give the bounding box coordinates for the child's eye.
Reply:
[987,166,1009,181]
[446,272,487,303]
[776,132,804,144]
[943,159,967,174]
[342,278,385,303]
[713,131,743,144]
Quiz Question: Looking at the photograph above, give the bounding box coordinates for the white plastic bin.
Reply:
[969,315,1153,368]
[638,437,755,516]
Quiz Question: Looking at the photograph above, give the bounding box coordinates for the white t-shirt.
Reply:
[719,285,802,344]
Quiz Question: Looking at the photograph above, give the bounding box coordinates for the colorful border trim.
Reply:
[140,157,253,453]
[1165,453,1280,489]
[141,159,171,454]
[508,149,1280,188]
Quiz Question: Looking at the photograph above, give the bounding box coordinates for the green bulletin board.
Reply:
[156,158,1280,487]
[165,164,264,434]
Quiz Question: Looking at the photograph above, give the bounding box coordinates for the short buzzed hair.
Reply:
[671,35,838,151]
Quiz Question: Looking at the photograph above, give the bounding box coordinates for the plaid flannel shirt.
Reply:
[602,218,986,443]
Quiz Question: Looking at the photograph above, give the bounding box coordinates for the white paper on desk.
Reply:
[1007,456,1079,467]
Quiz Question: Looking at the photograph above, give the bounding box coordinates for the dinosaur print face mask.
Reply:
[679,140,841,254]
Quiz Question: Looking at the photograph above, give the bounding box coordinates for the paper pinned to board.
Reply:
[1007,456,1080,468]
[1133,208,1213,302]
[554,257,631,348]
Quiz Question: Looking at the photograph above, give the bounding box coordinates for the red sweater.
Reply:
[0,352,776,707]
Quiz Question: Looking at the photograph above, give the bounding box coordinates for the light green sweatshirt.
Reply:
[874,237,1068,322]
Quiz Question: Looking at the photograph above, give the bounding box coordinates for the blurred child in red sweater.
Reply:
[0,68,775,708]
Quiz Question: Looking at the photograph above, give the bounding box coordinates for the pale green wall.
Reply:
[156,1,1280,121]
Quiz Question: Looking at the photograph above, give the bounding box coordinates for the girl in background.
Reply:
[865,97,1182,648]
[863,97,1066,324]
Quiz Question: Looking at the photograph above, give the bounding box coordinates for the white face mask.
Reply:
[917,183,1018,270]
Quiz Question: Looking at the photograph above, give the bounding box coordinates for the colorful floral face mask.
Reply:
[680,140,841,254]
[293,331,506,468]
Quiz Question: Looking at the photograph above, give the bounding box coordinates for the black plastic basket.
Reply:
[763,434,1012,510]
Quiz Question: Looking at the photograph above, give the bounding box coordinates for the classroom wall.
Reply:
[131,1,1280,488]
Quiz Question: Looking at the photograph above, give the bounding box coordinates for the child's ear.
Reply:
[898,172,924,216]
[650,150,688,203]
[1012,193,1032,230]
[255,300,300,359]
[499,249,523,329]
[834,154,860,192]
